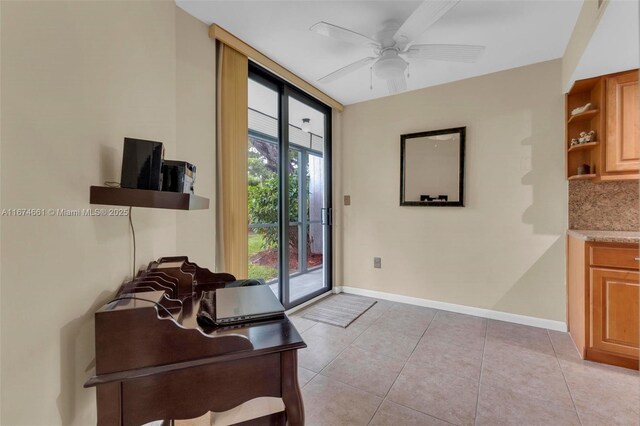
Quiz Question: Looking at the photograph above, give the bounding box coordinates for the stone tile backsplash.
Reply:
[569,180,639,231]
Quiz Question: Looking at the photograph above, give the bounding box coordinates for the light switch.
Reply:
[344,195,351,206]
[374,257,381,268]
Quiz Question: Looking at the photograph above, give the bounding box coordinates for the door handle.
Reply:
[321,208,332,226]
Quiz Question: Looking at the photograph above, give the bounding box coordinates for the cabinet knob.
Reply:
[636,257,640,261]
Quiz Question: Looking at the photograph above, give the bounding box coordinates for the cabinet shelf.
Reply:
[568,109,599,124]
[568,174,596,181]
[566,75,605,180]
[90,186,209,210]
[568,141,599,153]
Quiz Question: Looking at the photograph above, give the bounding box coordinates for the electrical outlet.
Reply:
[374,257,381,268]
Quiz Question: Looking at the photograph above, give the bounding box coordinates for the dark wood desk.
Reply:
[84,258,306,425]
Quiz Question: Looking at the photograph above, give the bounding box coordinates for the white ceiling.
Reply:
[177,0,583,105]
[570,0,639,90]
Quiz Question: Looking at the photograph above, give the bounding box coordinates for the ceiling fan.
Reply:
[311,0,485,94]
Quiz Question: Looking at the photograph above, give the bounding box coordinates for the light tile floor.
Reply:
[290,295,640,426]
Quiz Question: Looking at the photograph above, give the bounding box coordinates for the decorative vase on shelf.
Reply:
[571,102,592,116]
[570,130,596,146]
[577,164,591,175]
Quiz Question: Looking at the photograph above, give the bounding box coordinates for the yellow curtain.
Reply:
[216,42,248,278]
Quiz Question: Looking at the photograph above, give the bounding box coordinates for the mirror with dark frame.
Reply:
[400,127,465,207]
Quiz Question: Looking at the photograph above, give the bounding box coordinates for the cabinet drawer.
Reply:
[590,245,639,269]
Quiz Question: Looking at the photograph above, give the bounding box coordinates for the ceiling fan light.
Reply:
[372,56,407,81]
[301,118,311,133]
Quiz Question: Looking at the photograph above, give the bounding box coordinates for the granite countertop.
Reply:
[568,229,640,244]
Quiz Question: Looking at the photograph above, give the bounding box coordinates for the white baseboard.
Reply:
[337,286,567,332]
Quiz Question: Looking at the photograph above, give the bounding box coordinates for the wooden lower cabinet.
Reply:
[590,268,639,361]
[568,236,639,369]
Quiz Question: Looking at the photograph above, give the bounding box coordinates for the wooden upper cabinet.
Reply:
[604,71,640,175]
[566,69,639,181]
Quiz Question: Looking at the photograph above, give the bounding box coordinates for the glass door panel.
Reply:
[307,153,324,271]
[286,96,329,305]
[247,77,280,298]
[248,63,331,309]
[287,148,300,276]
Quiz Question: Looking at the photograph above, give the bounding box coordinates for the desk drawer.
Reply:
[590,245,640,269]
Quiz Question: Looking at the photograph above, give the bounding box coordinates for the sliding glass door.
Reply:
[247,75,281,298]
[247,64,332,309]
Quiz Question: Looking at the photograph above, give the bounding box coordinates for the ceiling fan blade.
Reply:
[404,44,485,62]
[387,74,407,94]
[317,57,377,83]
[310,22,379,47]
[393,0,460,46]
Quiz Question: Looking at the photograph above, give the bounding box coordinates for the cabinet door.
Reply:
[590,268,639,358]
[605,71,639,173]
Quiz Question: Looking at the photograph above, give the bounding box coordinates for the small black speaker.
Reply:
[162,160,196,194]
[120,138,164,190]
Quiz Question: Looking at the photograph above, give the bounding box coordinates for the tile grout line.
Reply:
[302,304,481,426]
[303,304,387,386]
[308,300,394,377]
[302,302,634,425]
[472,319,489,426]
[546,329,584,426]
[366,310,458,425]
[367,309,454,426]
[326,340,411,365]
[393,311,472,425]
[377,398,458,426]
[300,371,317,390]
[304,321,318,334]
[398,339,486,383]
[302,301,400,421]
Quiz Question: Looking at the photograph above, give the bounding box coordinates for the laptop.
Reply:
[215,285,285,325]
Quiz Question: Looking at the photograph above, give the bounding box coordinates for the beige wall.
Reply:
[176,7,217,265]
[562,0,608,90]
[0,2,215,424]
[340,59,568,322]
